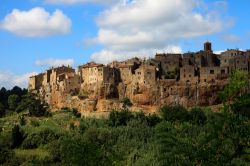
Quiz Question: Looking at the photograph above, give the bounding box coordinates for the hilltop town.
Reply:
[28,42,250,114]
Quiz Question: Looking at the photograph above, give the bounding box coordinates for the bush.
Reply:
[11,125,25,148]
[72,108,81,118]
[160,105,189,122]
[19,115,26,126]
[49,135,102,166]
[0,102,5,118]
[189,107,207,125]
[30,119,40,127]
[146,113,162,127]
[22,128,59,149]
[121,97,133,109]
[231,94,250,118]
[109,109,134,126]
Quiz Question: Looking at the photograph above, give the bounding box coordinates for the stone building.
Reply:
[28,41,250,112]
[220,49,249,74]
[155,53,181,75]
[28,73,44,91]
[200,66,229,84]
[134,64,156,86]
[180,65,198,84]
[78,62,119,98]
[57,72,80,93]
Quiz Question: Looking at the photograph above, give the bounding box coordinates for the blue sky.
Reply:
[0,0,250,88]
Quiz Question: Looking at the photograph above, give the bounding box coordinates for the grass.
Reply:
[0,110,76,135]
[14,148,50,161]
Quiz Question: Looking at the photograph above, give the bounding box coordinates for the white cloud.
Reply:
[214,50,225,54]
[222,34,242,43]
[44,0,119,5]
[91,46,182,64]
[35,58,74,67]
[0,71,37,89]
[0,7,71,37]
[89,0,225,63]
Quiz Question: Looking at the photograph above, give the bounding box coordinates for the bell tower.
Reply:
[204,41,212,52]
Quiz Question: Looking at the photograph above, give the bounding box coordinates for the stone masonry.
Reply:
[28,42,250,114]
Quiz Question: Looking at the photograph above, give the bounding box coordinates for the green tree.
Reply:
[8,94,20,110]
[15,93,49,117]
[218,70,248,111]
[0,102,5,117]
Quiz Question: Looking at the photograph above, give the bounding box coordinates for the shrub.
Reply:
[189,107,207,125]
[30,119,40,127]
[146,113,162,127]
[0,102,5,118]
[121,97,133,109]
[11,125,25,148]
[109,109,134,126]
[231,94,250,118]
[22,128,59,149]
[160,105,189,122]
[72,108,81,118]
[19,115,26,126]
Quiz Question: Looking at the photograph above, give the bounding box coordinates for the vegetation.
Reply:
[0,74,249,165]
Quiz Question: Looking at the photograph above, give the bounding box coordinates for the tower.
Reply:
[204,41,212,52]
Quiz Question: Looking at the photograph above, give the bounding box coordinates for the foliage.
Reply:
[109,109,134,126]
[30,119,40,127]
[72,108,81,118]
[22,128,60,149]
[11,125,25,148]
[160,105,189,122]
[0,102,5,118]
[49,135,103,166]
[231,93,250,118]
[121,97,133,109]
[218,69,249,111]
[189,107,207,125]
[8,94,20,111]
[18,115,26,126]
[0,86,249,165]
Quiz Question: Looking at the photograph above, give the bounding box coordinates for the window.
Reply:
[189,74,191,77]
[184,74,186,78]
[147,72,151,75]
[204,79,207,82]
[210,70,214,74]
[221,69,225,74]
[224,60,227,63]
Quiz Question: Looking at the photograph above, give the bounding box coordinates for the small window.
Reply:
[184,74,186,78]
[204,79,207,82]
[189,74,191,77]
[210,70,214,74]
